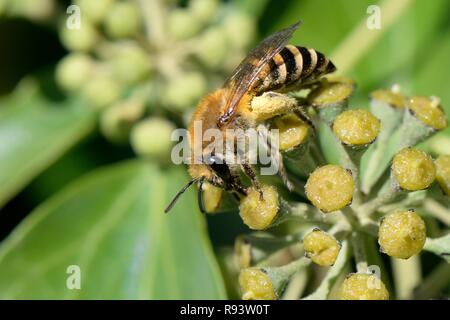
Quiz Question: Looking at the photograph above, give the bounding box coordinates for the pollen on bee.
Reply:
[250,92,298,121]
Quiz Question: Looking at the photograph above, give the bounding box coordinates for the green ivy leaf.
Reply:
[0,85,95,207]
[0,160,227,299]
[424,234,450,264]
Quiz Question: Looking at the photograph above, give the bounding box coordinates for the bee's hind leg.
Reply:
[256,124,294,192]
[293,104,316,133]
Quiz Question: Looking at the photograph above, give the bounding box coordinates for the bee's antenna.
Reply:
[197,177,207,214]
[164,178,199,213]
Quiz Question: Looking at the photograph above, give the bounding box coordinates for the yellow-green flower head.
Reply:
[164,71,207,111]
[81,73,122,110]
[303,229,341,266]
[272,113,310,151]
[408,96,447,130]
[391,148,436,191]
[56,53,93,91]
[435,155,450,196]
[60,20,99,52]
[339,273,389,300]
[100,98,145,144]
[104,1,142,39]
[239,268,277,300]
[332,109,380,146]
[75,0,114,24]
[378,210,426,259]
[370,89,406,109]
[109,45,153,85]
[234,236,252,269]
[305,165,355,213]
[239,184,279,230]
[130,117,176,160]
[168,8,203,40]
[307,78,355,106]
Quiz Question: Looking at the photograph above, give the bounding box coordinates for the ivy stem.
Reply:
[280,201,336,226]
[281,270,308,300]
[423,198,450,227]
[331,0,413,74]
[392,256,421,300]
[138,0,166,47]
[276,256,311,277]
[413,262,450,299]
[340,206,360,229]
[351,231,368,273]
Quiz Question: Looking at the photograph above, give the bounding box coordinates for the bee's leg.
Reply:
[241,162,263,200]
[257,124,294,192]
[293,104,316,133]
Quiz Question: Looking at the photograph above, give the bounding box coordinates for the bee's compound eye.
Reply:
[205,155,221,165]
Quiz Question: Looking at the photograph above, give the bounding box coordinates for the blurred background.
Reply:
[0,0,449,299]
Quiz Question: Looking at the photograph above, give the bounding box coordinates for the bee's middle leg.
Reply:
[257,124,294,192]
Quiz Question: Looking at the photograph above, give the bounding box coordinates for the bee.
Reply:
[165,21,336,213]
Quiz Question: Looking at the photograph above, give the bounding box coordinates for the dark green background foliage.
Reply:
[0,0,449,299]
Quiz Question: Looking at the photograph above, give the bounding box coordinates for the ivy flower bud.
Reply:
[235,236,253,269]
[408,96,447,130]
[303,229,341,266]
[239,257,309,300]
[195,27,228,68]
[339,273,389,300]
[370,88,407,109]
[333,109,380,146]
[435,155,450,196]
[307,78,355,124]
[239,268,277,300]
[164,72,207,111]
[239,184,279,230]
[8,0,55,21]
[56,53,93,91]
[272,113,310,151]
[190,0,219,23]
[378,210,427,259]
[308,78,355,106]
[223,11,256,49]
[391,148,436,191]
[81,73,121,110]
[104,2,142,39]
[109,45,153,85]
[100,98,145,144]
[75,0,113,24]
[130,117,176,160]
[168,8,202,40]
[305,165,355,213]
[60,20,99,52]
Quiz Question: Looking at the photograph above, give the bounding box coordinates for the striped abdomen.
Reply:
[255,45,336,93]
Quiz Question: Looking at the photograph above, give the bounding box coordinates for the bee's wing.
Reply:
[218,21,301,126]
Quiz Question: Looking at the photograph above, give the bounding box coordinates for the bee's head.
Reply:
[204,154,232,188]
